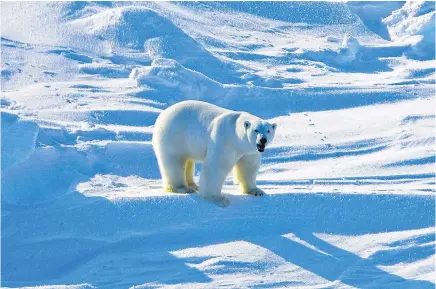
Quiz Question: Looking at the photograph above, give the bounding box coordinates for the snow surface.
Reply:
[1,1,435,289]
[383,1,435,60]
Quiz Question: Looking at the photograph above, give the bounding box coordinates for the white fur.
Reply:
[152,100,276,207]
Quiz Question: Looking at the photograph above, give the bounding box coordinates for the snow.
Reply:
[1,1,435,289]
[130,58,224,101]
[382,1,435,60]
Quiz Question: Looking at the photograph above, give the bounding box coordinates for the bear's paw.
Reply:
[245,187,266,197]
[188,183,199,191]
[165,186,197,194]
[202,194,231,208]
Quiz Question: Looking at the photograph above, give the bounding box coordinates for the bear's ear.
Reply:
[272,123,277,130]
[244,120,251,129]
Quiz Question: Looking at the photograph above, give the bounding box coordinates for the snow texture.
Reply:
[1,1,435,289]
[383,1,435,59]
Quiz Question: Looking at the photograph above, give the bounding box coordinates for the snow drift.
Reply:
[130,58,224,102]
[383,1,435,59]
[68,6,238,82]
[1,1,435,288]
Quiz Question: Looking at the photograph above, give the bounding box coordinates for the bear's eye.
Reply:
[267,130,270,133]
[254,129,258,133]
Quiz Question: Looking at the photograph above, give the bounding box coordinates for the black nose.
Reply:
[260,138,267,145]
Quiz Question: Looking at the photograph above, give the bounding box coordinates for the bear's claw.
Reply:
[245,188,266,197]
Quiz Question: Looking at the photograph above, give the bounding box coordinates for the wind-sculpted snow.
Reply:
[383,1,435,60]
[68,6,239,83]
[1,1,435,288]
[1,113,39,171]
[130,58,224,102]
[68,7,183,50]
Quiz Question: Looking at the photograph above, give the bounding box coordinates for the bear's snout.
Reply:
[256,137,267,152]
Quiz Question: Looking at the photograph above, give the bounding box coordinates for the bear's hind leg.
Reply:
[185,159,199,191]
[158,153,196,194]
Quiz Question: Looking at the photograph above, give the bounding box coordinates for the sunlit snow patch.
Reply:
[383,1,435,59]
[316,227,436,283]
[76,174,247,201]
[76,174,166,200]
[163,241,341,289]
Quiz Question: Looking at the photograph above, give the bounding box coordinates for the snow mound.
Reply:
[1,112,39,171]
[69,6,238,82]
[1,114,159,205]
[300,34,363,68]
[338,34,362,63]
[1,114,72,204]
[69,6,181,50]
[383,1,435,60]
[145,35,237,83]
[347,1,405,40]
[130,58,223,101]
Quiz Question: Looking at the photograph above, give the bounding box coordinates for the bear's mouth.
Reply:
[257,144,265,152]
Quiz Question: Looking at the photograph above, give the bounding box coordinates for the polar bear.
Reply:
[152,100,276,207]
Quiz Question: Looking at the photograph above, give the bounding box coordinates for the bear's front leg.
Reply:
[233,152,265,196]
[200,152,234,207]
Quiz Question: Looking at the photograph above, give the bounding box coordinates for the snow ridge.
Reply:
[1,2,435,288]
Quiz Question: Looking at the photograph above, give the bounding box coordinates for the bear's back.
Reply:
[153,100,234,160]
[160,100,230,129]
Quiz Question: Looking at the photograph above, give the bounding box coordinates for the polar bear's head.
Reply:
[244,120,277,153]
